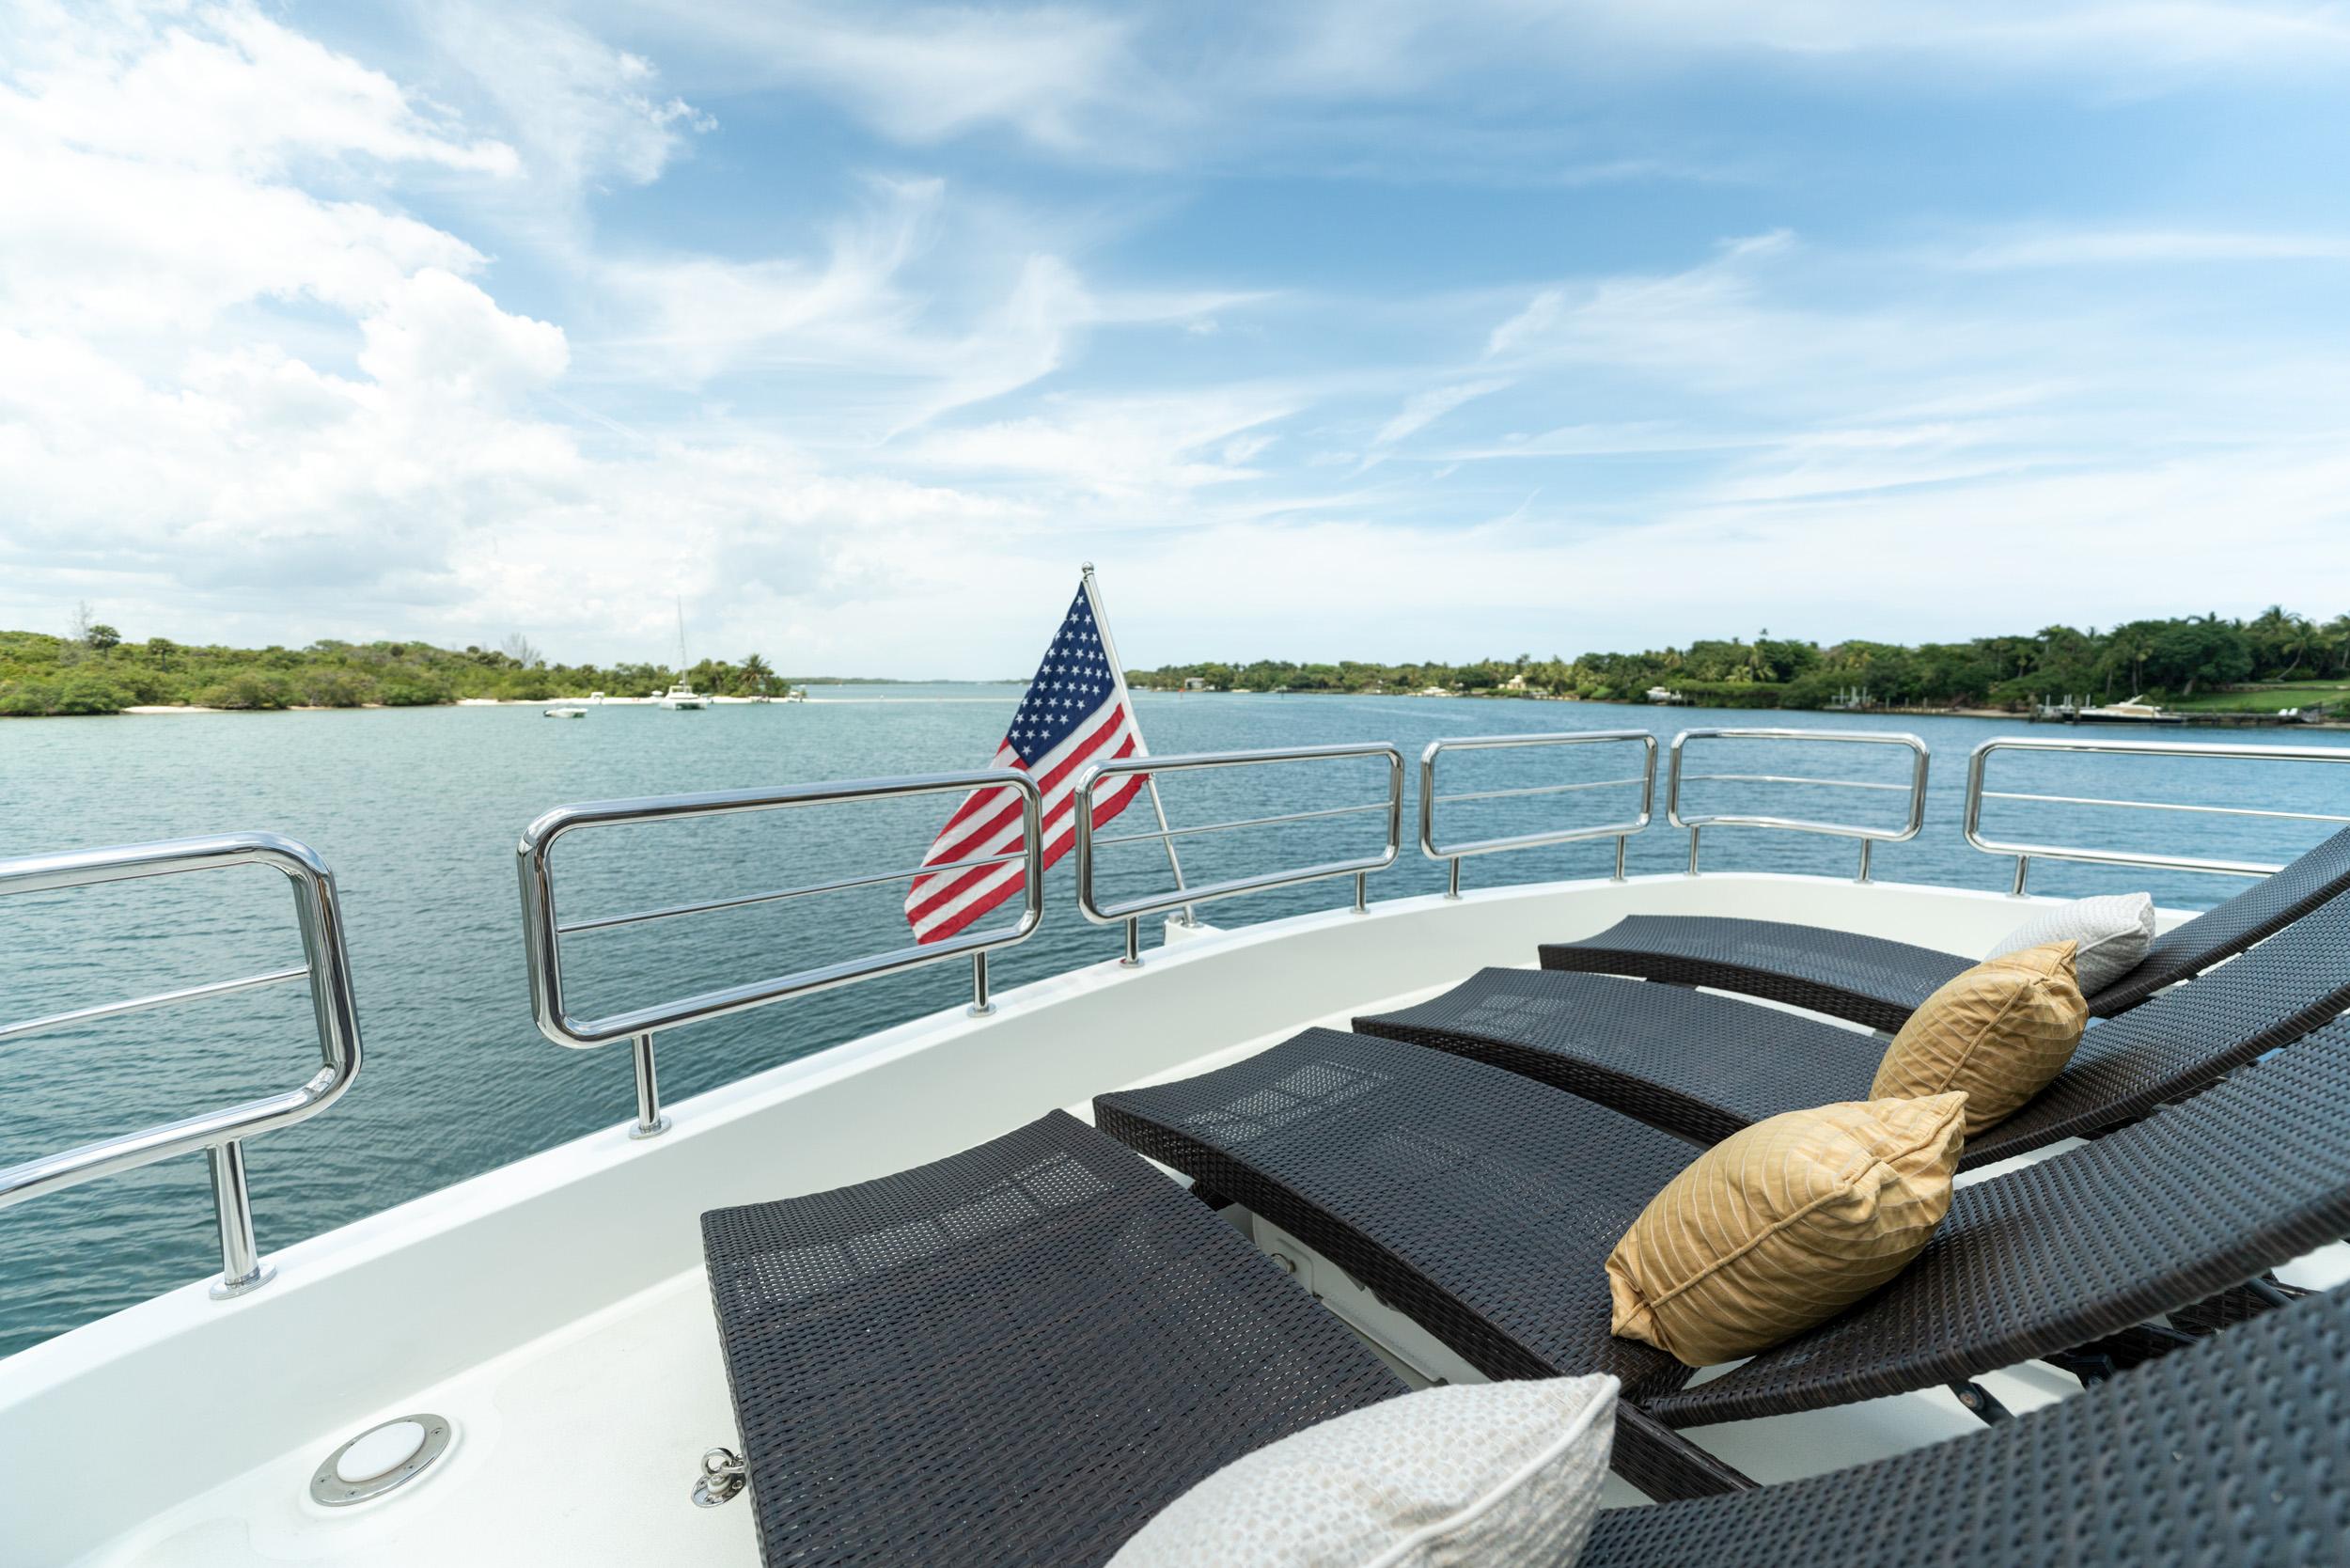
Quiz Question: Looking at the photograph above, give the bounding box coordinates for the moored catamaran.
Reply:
[6,624,2350,1563]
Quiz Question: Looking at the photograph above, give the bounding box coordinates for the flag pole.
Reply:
[1081,562,1196,927]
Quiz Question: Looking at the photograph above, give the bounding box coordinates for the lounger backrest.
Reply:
[1581,1281,2350,1568]
[2095,823,2350,1013]
[1652,1016,2350,1428]
[1976,882,2350,1159]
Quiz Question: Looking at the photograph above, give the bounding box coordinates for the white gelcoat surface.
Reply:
[0,871,2303,1566]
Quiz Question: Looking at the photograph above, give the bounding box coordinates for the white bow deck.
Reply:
[8,870,2343,1566]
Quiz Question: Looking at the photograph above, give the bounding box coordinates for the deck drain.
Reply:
[309,1414,452,1507]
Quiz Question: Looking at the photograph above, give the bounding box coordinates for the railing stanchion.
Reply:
[1668,728,1931,870]
[968,951,995,1016]
[1964,737,2350,884]
[1354,870,1369,913]
[1074,743,1406,935]
[1419,732,1657,886]
[0,831,362,1307]
[205,1140,273,1299]
[629,1033,669,1138]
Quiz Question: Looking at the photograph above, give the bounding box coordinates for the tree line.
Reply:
[1129,607,2350,712]
[0,623,791,716]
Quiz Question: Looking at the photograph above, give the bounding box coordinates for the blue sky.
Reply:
[3,1,2348,675]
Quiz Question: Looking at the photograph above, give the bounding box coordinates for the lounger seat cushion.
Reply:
[1985,891,2154,993]
[1870,942,2087,1135]
[1096,1019,2350,1450]
[1606,1093,1966,1366]
[700,1110,1404,1568]
[1580,1282,2350,1568]
[1365,884,2350,1167]
[1110,1376,1617,1568]
[1541,824,2350,1027]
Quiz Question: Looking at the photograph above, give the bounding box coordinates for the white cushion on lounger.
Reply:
[1988,891,2154,994]
[1107,1374,1616,1568]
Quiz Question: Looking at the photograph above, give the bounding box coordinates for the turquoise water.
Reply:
[3,692,2344,1356]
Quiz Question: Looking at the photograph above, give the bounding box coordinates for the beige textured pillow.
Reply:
[1606,1093,1966,1366]
[1872,940,2089,1135]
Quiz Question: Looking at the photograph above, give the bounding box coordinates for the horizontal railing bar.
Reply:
[1668,729,1932,858]
[1419,732,1660,870]
[520,768,1048,1049]
[1074,744,1406,927]
[0,965,310,1044]
[1091,800,1392,848]
[1981,791,2350,826]
[1677,772,1911,792]
[1433,776,1648,806]
[1965,735,2350,883]
[556,849,1033,935]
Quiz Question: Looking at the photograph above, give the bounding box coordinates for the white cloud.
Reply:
[1956,230,2350,268]
[423,5,713,188]
[1371,379,1512,447]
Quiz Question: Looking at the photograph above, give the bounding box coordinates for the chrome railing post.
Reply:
[205,1140,272,1299]
[968,951,995,1017]
[0,832,363,1304]
[1074,743,1407,934]
[1964,736,2350,884]
[1668,728,1931,872]
[629,1033,668,1138]
[1418,731,1657,886]
[1354,870,1369,913]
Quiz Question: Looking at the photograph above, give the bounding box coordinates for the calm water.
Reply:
[3,692,2344,1356]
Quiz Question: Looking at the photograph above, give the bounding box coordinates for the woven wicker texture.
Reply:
[1540,915,1968,1030]
[1649,1014,2350,1425]
[1585,1281,2350,1568]
[1364,886,2350,1167]
[700,1109,1404,1568]
[1542,823,2350,1027]
[1095,1020,2350,1441]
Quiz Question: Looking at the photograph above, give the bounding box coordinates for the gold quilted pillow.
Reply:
[1606,1093,1966,1366]
[1872,940,2088,1136]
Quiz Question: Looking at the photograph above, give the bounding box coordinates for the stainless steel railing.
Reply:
[1668,728,1932,881]
[1073,743,1406,964]
[1964,736,2350,894]
[517,771,1045,1136]
[1420,731,1658,896]
[0,833,362,1299]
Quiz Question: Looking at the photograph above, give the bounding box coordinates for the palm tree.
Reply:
[740,652,775,697]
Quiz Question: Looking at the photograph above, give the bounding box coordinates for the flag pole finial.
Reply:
[1081,560,1095,576]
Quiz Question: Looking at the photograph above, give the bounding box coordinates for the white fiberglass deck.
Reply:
[8,872,2342,1566]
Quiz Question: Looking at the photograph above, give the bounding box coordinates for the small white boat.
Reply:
[2076,695,2184,725]
[541,706,588,719]
[656,682,706,711]
[1646,685,1692,705]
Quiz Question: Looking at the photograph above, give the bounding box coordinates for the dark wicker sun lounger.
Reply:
[1539,823,2350,1029]
[700,1110,1403,1567]
[1095,1019,2350,1501]
[1582,1280,2350,1568]
[1359,885,2350,1168]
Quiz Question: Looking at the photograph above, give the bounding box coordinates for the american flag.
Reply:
[903,578,1149,943]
